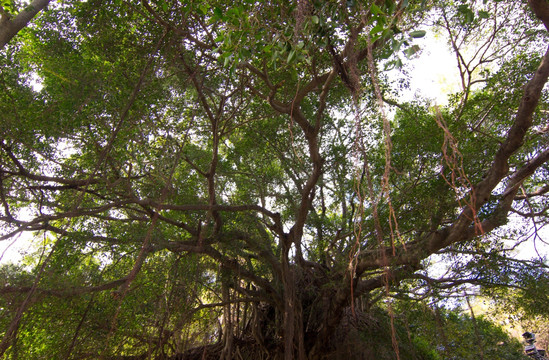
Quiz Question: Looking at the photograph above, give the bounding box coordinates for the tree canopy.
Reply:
[0,0,548,359]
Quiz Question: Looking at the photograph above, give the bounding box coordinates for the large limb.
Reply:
[529,0,549,31]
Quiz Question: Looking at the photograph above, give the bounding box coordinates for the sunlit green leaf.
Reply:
[409,30,426,38]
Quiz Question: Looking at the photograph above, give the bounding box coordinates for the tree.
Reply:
[0,0,548,359]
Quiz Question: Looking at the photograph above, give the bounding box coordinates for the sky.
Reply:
[406,31,461,104]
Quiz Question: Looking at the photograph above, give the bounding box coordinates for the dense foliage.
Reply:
[395,300,529,360]
[0,0,548,359]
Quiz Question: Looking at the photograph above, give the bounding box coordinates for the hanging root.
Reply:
[434,107,484,235]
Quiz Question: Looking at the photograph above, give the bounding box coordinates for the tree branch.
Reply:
[0,0,51,49]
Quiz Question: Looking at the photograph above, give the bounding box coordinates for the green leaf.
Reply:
[223,54,232,67]
[198,4,209,15]
[215,32,225,43]
[271,49,279,63]
[311,15,319,24]
[381,29,394,40]
[385,0,396,14]
[213,7,224,20]
[287,49,296,64]
[404,44,420,57]
[478,10,490,19]
[458,4,474,23]
[290,67,298,81]
[370,24,384,35]
[391,39,402,52]
[466,11,474,23]
[409,30,426,38]
[370,4,384,15]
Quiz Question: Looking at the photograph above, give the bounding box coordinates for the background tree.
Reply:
[394,299,530,360]
[0,0,548,359]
